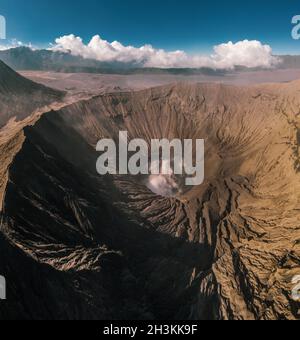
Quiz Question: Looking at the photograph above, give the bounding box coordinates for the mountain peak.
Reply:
[0,60,64,126]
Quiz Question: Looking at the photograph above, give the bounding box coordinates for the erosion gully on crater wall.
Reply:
[0,76,299,320]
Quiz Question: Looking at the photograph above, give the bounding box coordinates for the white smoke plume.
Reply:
[147,174,179,197]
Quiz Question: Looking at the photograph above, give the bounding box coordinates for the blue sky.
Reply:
[0,0,300,54]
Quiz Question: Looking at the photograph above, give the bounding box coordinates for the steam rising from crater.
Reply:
[96,132,205,187]
[146,174,179,197]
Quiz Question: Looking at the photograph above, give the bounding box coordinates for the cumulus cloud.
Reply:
[211,41,279,69]
[0,39,34,51]
[52,34,280,69]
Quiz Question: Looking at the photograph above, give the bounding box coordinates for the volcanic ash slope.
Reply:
[0,61,64,128]
[0,80,299,320]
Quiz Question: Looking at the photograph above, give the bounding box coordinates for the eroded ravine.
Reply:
[0,82,299,320]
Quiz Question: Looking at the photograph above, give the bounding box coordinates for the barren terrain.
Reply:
[0,62,299,320]
[20,68,300,95]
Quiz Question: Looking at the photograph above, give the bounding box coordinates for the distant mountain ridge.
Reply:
[276,55,300,69]
[0,47,228,75]
[1,47,300,75]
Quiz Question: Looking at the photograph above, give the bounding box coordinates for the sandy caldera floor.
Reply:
[20,68,300,95]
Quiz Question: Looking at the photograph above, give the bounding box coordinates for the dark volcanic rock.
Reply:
[0,71,299,320]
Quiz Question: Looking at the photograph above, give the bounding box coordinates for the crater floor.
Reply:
[0,80,299,320]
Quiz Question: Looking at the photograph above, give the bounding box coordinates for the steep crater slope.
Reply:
[0,82,299,320]
[0,60,64,127]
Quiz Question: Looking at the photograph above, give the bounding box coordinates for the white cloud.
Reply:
[52,34,280,69]
[0,39,34,51]
[210,40,279,69]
